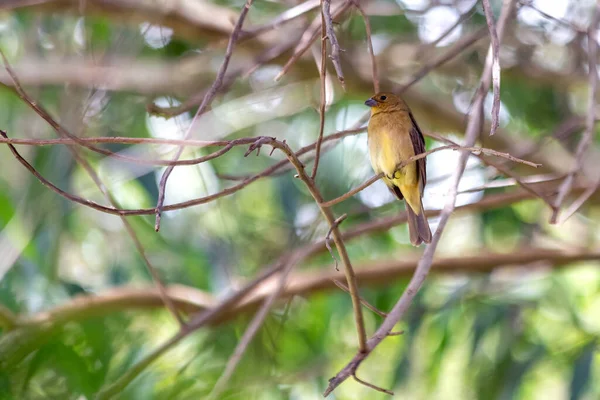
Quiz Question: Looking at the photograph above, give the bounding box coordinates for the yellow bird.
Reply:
[365,92,432,246]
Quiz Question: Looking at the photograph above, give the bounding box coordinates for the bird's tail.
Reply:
[406,199,432,246]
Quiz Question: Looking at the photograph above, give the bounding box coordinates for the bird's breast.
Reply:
[368,118,416,179]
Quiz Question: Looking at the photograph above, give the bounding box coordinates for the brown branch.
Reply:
[398,27,488,93]
[312,4,329,180]
[325,214,348,270]
[275,1,351,81]
[422,4,476,50]
[17,248,600,330]
[521,1,585,33]
[323,0,517,395]
[0,127,363,218]
[96,254,291,399]
[246,137,368,352]
[155,0,255,232]
[0,52,186,327]
[323,0,345,89]
[208,250,303,399]
[550,5,599,223]
[558,178,600,223]
[353,374,394,395]
[333,280,387,318]
[482,0,501,136]
[427,132,555,210]
[320,143,540,208]
[242,0,319,38]
[352,0,379,93]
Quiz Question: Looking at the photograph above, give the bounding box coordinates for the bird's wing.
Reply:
[408,111,427,193]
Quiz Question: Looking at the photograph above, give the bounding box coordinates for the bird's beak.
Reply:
[364,98,377,107]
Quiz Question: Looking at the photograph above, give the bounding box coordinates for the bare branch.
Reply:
[243,0,319,38]
[333,279,387,318]
[320,143,540,208]
[323,0,345,89]
[18,247,600,330]
[326,214,348,271]
[0,54,186,326]
[208,251,300,399]
[558,178,600,223]
[353,373,394,395]
[155,0,255,232]
[482,0,501,135]
[324,0,517,395]
[353,0,379,93]
[275,1,351,81]
[246,137,368,352]
[312,6,329,180]
[550,5,599,223]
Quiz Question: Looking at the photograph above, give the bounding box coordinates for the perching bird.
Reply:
[365,92,432,246]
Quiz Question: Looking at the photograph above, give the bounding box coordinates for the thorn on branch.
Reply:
[244,136,276,157]
[388,330,404,336]
[325,213,347,271]
[333,279,387,318]
[352,373,394,396]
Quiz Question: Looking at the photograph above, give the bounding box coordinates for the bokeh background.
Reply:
[1,0,600,398]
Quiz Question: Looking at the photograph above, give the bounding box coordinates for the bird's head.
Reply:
[364,92,408,114]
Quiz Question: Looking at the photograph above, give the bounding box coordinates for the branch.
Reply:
[242,0,319,38]
[550,5,599,223]
[17,248,600,330]
[324,0,517,395]
[352,0,379,93]
[2,0,242,40]
[323,0,345,89]
[96,254,291,399]
[311,5,329,180]
[208,250,304,399]
[275,1,352,81]
[155,0,255,232]
[482,0,501,135]
[320,143,540,208]
[0,53,185,326]
[246,137,368,352]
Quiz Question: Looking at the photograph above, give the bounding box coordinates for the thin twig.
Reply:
[97,255,291,399]
[312,3,328,180]
[333,279,387,318]
[353,0,379,93]
[246,137,368,352]
[19,247,600,329]
[208,252,301,399]
[323,0,345,89]
[558,178,600,223]
[242,0,320,38]
[326,214,348,271]
[275,1,351,81]
[423,5,477,50]
[482,0,501,135]
[320,144,539,208]
[387,331,404,336]
[550,6,599,223]
[521,0,585,32]
[427,132,555,209]
[323,0,517,395]
[0,55,187,326]
[352,374,394,395]
[398,27,488,93]
[155,0,255,232]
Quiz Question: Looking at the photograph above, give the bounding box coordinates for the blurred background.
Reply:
[1,0,600,398]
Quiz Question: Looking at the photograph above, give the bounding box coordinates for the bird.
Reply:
[364,92,432,246]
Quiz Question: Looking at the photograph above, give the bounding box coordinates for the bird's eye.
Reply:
[380,95,387,101]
